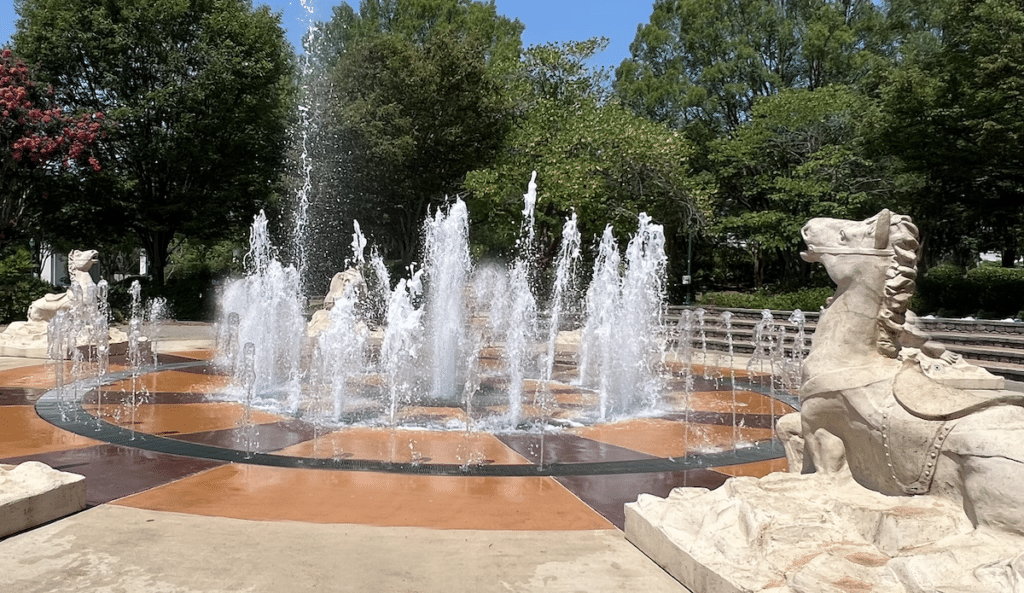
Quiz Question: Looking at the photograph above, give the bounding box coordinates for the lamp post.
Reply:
[684,224,692,305]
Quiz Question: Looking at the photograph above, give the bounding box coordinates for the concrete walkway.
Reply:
[1,505,685,593]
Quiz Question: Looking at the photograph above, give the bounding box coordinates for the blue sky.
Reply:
[1,1,654,71]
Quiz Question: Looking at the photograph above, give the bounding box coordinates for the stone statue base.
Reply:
[0,321,128,359]
[625,471,1024,593]
[1,462,86,539]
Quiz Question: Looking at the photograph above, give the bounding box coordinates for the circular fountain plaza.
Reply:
[3,179,801,532]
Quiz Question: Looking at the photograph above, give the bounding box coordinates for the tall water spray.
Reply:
[381,269,424,425]
[422,199,472,401]
[502,172,541,424]
[579,226,621,419]
[316,283,368,422]
[579,215,668,419]
[543,212,581,383]
[503,260,536,424]
[290,0,323,290]
[219,211,305,410]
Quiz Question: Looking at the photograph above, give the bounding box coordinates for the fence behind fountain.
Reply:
[666,306,1024,384]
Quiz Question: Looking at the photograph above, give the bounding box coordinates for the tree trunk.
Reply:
[751,246,762,290]
[1002,245,1018,268]
[140,229,174,286]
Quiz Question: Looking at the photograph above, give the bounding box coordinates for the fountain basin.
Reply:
[36,357,793,475]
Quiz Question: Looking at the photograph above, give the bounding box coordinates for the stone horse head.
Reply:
[800,209,921,361]
[67,249,99,282]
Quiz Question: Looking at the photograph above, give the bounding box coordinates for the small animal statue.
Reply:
[323,268,365,310]
[27,249,99,322]
[792,209,1024,536]
[306,268,366,337]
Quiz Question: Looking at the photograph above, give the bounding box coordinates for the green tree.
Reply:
[710,85,907,287]
[13,0,296,285]
[0,49,106,249]
[465,39,701,290]
[306,0,522,275]
[613,0,928,293]
[615,0,887,134]
[0,244,52,323]
[876,0,1024,268]
[314,0,522,69]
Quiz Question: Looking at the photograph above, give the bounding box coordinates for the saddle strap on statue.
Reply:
[881,401,954,495]
[893,358,1024,420]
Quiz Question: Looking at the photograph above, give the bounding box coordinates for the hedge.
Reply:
[697,287,833,312]
[912,264,1024,319]
[0,247,55,324]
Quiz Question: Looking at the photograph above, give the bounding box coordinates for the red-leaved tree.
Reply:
[1,48,106,247]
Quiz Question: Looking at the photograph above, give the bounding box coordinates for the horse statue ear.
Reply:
[874,209,891,250]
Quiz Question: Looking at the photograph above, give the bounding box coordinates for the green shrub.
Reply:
[107,272,218,321]
[965,266,1024,319]
[916,263,966,316]
[148,271,219,321]
[0,246,55,324]
[917,263,1024,318]
[111,272,219,322]
[697,287,832,312]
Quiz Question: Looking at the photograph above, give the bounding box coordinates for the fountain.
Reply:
[1,0,817,561]
[214,174,687,434]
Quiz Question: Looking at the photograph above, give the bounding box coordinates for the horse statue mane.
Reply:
[785,209,1024,538]
[871,210,920,357]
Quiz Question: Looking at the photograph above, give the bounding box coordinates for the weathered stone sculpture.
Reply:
[0,249,124,357]
[797,209,1024,529]
[306,268,366,337]
[626,210,1024,593]
[0,462,85,539]
[26,249,99,322]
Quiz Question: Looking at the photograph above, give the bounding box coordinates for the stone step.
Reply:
[916,317,1024,337]
[962,357,1024,383]
[928,332,1024,350]
[952,343,1024,365]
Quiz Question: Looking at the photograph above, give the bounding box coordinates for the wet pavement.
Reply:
[0,326,792,592]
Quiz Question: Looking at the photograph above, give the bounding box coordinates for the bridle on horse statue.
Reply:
[802,209,895,258]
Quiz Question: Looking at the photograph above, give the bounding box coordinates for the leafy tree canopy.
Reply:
[710,85,907,287]
[300,0,522,280]
[465,39,702,277]
[615,0,888,135]
[0,49,106,249]
[875,0,1024,267]
[313,0,522,71]
[13,0,296,284]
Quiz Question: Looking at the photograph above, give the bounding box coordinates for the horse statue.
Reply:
[792,209,1024,536]
[306,267,367,337]
[26,249,99,322]
[0,248,129,356]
